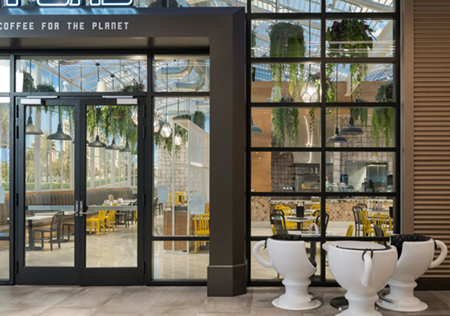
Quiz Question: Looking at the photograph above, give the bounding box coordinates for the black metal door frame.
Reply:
[15,96,146,285]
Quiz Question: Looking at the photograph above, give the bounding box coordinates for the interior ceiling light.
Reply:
[96,63,107,92]
[120,140,131,153]
[174,132,183,146]
[47,108,72,141]
[106,139,121,150]
[301,73,319,103]
[340,117,364,136]
[251,117,262,135]
[154,120,160,133]
[131,107,138,125]
[25,107,43,135]
[160,99,172,138]
[88,135,107,148]
[326,108,347,144]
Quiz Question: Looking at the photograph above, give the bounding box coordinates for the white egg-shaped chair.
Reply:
[253,235,321,311]
[324,241,397,316]
[377,235,448,312]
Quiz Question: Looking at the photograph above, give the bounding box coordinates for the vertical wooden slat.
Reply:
[407,0,450,278]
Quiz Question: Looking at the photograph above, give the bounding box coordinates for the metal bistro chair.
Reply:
[360,210,375,237]
[270,209,288,236]
[34,211,65,251]
[352,206,363,236]
[373,214,393,236]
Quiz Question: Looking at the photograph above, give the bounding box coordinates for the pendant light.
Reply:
[47,107,72,141]
[106,138,121,150]
[96,63,107,92]
[25,107,43,135]
[251,117,262,135]
[301,17,319,103]
[88,107,106,148]
[174,98,183,146]
[326,108,347,144]
[131,107,138,126]
[120,140,131,153]
[160,99,172,138]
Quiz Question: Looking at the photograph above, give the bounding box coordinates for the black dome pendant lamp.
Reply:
[340,116,364,136]
[47,107,72,141]
[326,108,347,144]
[25,107,44,135]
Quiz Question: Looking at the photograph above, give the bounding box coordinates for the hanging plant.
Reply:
[372,82,394,147]
[192,111,206,130]
[154,123,188,155]
[272,108,299,146]
[119,82,145,92]
[269,22,306,102]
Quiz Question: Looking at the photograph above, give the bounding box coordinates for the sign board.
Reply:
[5,0,134,7]
[190,195,205,215]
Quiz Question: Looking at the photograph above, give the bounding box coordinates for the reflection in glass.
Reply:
[251,20,321,58]
[251,0,321,13]
[25,106,75,267]
[326,152,395,193]
[85,105,138,267]
[326,108,394,147]
[153,57,210,92]
[16,57,147,93]
[251,107,321,148]
[325,63,394,103]
[326,0,394,13]
[0,98,9,279]
[0,60,10,93]
[252,63,321,103]
[153,98,210,240]
[327,19,394,58]
[251,152,321,193]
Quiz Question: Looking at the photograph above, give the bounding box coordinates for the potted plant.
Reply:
[268,22,306,102]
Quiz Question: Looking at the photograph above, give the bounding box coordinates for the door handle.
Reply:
[75,200,79,216]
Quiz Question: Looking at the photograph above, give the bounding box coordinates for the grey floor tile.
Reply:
[55,287,126,308]
[37,307,97,316]
[152,286,207,309]
[430,291,450,307]
[144,307,200,316]
[200,295,253,314]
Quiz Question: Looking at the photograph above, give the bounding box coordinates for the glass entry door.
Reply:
[16,98,144,285]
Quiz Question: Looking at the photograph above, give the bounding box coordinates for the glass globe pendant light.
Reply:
[47,107,72,141]
[25,107,43,135]
[301,19,319,103]
[160,99,172,138]
[131,106,138,125]
[173,98,183,146]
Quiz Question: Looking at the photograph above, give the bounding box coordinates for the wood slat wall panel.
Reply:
[411,0,450,278]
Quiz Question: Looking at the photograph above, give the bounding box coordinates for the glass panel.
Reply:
[251,196,322,236]
[251,152,321,193]
[85,105,138,268]
[326,196,395,237]
[153,98,210,237]
[3,0,161,8]
[0,97,10,280]
[251,107,321,148]
[153,241,208,279]
[251,241,321,281]
[326,0,394,13]
[0,59,10,93]
[250,0,321,13]
[327,20,394,58]
[25,105,75,267]
[16,56,147,93]
[153,57,210,93]
[252,63,321,103]
[170,0,245,7]
[325,152,395,193]
[325,63,395,103]
[325,107,395,148]
[251,20,321,58]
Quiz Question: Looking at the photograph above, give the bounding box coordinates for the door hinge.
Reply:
[16,125,19,139]
[16,105,19,118]
[15,193,19,207]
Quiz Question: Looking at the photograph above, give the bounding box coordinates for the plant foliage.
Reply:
[272,108,299,147]
[372,82,394,147]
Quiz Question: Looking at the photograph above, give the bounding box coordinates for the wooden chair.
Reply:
[34,211,65,251]
[87,210,108,236]
[360,210,375,236]
[193,214,210,253]
[372,214,392,236]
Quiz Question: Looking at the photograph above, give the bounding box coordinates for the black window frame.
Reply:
[246,0,401,286]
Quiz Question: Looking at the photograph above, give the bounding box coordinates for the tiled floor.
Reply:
[0,286,449,316]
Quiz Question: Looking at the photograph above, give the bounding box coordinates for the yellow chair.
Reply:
[346,224,354,237]
[360,210,375,236]
[205,203,210,214]
[372,214,392,236]
[87,210,107,236]
[275,205,296,230]
[193,214,210,253]
[105,210,116,232]
[311,204,321,210]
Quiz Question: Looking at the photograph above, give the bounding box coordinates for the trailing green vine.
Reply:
[272,108,299,146]
[372,82,394,147]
